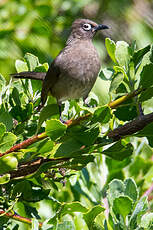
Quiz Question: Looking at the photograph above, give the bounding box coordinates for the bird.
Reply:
[11,19,109,114]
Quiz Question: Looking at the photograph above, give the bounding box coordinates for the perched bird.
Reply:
[12,19,109,113]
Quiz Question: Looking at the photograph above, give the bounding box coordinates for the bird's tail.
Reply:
[11,71,46,81]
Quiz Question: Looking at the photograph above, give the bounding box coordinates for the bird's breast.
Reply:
[58,41,101,80]
[51,41,101,102]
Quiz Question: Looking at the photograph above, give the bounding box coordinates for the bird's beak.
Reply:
[94,24,109,31]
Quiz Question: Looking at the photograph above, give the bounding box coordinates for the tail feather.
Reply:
[11,71,46,81]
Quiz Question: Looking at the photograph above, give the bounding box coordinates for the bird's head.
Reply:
[69,19,109,40]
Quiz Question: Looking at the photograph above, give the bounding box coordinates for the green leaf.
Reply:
[11,87,21,106]
[113,195,133,221]
[34,65,47,73]
[115,41,130,68]
[45,119,67,141]
[57,221,75,230]
[139,87,153,102]
[61,155,95,170]
[12,181,32,200]
[11,103,33,122]
[139,213,153,228]
[105,38,116,63]
[59,202,88,218]
[70,123,100,146]
[0,106,13,131]
[113,66,127,77]
[83,205,105,229]
[0,74,6,91]
[129,196,148,229]
[0,123,6,139]
[37,138,54,154]
[0,155,18,174]
[0,132,17,153]
[92,77,111,106]
[114,103,137,121]
[0,174,10,184]
[99,68,114,80]
[139,63,153,88]
[92,106,112,123]
[133,45,150,68]
[107,179,125,206]
[150,44,153,63]
[109,73,124,93]
[102,140,133,160]
[15,60,28,72]
[136,123,153,137]
[38,104,59,131]
[124,178,138,202]
[24,53,39,71]
[54,138,83,158]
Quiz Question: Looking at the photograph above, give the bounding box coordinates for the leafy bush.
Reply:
[0,39,153,229]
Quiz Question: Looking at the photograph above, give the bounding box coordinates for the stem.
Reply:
[108,88,143,109]
[0,88,144,157]
[0,210,42,228]
[0,132,47,157]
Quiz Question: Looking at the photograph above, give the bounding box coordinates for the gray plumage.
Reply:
[11,19,109,110]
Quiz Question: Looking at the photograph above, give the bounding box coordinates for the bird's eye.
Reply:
[83,23,92,31]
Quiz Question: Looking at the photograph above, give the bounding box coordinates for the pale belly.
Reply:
[51,73,97,102]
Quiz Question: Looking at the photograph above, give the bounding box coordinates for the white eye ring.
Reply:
[83,23,92,31]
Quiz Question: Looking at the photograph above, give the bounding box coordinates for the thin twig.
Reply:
[0,210,42,228]
[0,88,146,157]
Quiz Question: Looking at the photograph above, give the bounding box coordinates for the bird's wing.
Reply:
[40,59,61,106]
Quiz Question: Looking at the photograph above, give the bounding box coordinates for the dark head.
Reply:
[68,19,109,41]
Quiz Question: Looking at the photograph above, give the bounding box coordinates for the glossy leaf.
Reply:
[113,195,133,221]
[139,63,153,88]
[139,213,153,228]
[92,106,112,123]
[15,60,28,72]
[38,103,60,130]
[0,132,17,153]
[0,155,18,174]
[124,178,138,202]
[102,141,133,160]
[115,41,130,68]
[83,205,105,228]
[105,38,116,63]
[24,53,39,71]
[57,221,75,230]
[107,179,125,206]
[0,174,10,184]
[46,119,67,141]
[133,45,150,68]
[0,123,6,139]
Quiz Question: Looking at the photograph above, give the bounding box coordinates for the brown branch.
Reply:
[10,157,70,179]
[0,133,47,157]
[107,112,153,141]
[0,88,147,157]
[0,210,42,228]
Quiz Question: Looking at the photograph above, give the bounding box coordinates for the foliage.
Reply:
[0,37,152,229]
[0,0,153,229]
